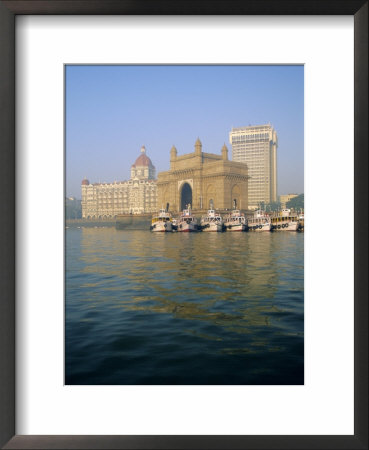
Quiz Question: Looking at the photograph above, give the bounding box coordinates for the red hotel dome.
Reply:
[81,178,90,185]
[131,146,154,168]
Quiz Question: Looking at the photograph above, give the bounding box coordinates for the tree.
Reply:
[265,201,281,213]
[286,194,304,212]
[257,201,281,212]
[66,197,82,219]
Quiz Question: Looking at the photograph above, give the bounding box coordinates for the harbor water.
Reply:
[66,228,304,385]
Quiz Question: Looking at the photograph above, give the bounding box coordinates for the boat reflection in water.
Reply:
[66,228,304,385]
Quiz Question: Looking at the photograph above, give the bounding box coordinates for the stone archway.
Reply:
[162,188,168,209]
[205,184,215,209]
[231,184,241,209]
[180,183,192,210]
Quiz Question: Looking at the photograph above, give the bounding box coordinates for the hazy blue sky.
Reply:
[66,65,304,199]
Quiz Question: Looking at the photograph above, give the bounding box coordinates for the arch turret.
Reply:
[194,138,202,155]
[170,145,177,161]
[221,143,228,160]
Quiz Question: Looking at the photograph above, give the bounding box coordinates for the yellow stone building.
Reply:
[157,139,249,212]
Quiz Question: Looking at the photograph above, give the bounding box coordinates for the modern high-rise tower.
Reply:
[229,124,278,209]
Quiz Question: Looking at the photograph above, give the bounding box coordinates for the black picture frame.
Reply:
[0,1,367,449]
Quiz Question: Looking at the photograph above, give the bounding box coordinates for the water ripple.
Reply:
[66,228,304,385]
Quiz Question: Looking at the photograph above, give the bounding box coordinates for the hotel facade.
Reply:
[229,124,278,209]
[81,146,157,218]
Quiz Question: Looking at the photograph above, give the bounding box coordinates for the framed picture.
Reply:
[0,1,367,449]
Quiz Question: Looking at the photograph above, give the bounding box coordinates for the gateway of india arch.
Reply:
[157,139,250,212]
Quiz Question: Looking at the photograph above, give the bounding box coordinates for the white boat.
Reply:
[150,209,173,232]
[271,209,301,231]
[223,209,246,231]
[248,210,272,232]
[177,209,198,232]
[200,209,224,232]
[272,219,300,231]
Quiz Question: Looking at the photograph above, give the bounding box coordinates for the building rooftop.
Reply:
[132,146,155,168]
[231,124,273,133]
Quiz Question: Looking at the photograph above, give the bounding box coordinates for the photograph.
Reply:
[65,64,304,385]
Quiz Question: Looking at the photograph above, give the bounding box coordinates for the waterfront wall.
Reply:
[66,218,116,228]
[115,214,152,230]
[67,216,152,229]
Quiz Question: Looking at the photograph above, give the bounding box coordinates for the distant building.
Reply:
[229,124,278,209]
[65,197,82,219]
[280,193,298,209]
[81,146,157,218]
[157,138,249,211]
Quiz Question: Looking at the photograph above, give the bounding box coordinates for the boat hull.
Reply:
[248,223,272,232]
[201,222,223,232]
[225,223,246,232]
[273,221,299,231]
[178,222,197,232]
[151,222,172,232]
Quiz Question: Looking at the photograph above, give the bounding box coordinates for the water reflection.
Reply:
[66,228,304,384]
